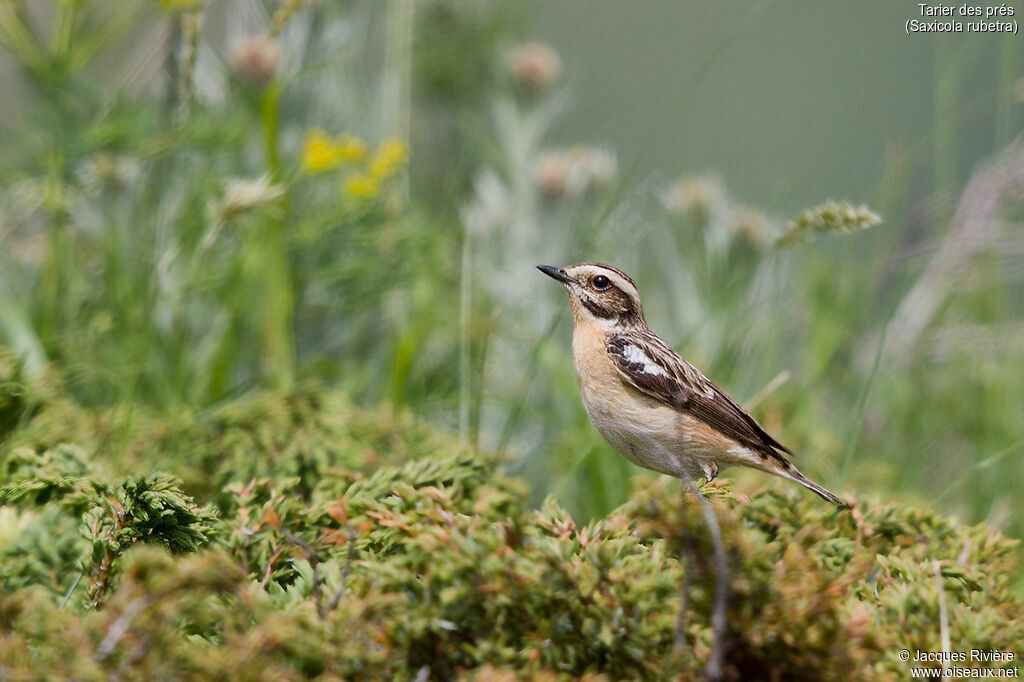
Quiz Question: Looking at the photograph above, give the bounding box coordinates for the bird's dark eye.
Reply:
[593,275,611,290]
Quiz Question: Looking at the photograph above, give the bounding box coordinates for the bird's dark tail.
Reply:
[776,465,850,508]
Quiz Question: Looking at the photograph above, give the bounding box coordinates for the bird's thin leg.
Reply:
[675,463,728,682]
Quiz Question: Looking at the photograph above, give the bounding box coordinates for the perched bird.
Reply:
[538,262,848,507]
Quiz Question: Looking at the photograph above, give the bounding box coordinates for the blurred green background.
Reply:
[530,0,1018,208]
[1,0,1022,568]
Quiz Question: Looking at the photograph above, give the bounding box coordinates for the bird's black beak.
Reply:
[537,264,575,284]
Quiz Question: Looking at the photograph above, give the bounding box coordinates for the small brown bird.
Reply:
[539,262,848,507]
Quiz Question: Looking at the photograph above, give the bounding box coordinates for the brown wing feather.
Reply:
[606,335,693,408]
[607,331,792,462]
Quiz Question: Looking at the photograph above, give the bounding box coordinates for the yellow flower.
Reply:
[302,130,368,174]
[344,174,380,200]
[369,137,408,179]
[336,135,368,163]
[302,129,342,174]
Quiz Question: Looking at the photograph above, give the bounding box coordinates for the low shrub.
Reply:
[0,364,1020,680]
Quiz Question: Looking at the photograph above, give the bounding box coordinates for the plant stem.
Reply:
[49,0,75,58]
[259,81,294,389]
[458,226,471,442]
[383,0,414,199]
[177,7,202,114]
[993,38,1020,150]
[38,154,70,349]
[262,81,283,178]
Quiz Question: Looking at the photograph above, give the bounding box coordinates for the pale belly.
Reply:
[572,344,695,477]
[571,326,754,481]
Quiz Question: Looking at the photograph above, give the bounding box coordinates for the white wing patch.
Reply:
[703,387,715,399]
[622,343,668,377]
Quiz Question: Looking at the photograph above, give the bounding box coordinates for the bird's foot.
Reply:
[702,461,719,484]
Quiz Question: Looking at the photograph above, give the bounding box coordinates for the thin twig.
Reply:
[673,508,694,654]
[678,469,729,682]
[88,501,132,607]
[258,546,284,591]
[324,528,358,615]
[282,531,320,560]
[119,634,153,672]
[282,531,325,618]
[95,594,155,662]
[935,560,951,677]
[311,562,324,619]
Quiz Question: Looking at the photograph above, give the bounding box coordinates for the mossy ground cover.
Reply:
[0,352,1020,680]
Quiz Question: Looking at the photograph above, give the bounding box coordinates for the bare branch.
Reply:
[672,512,693,654]
[95,594,155,662]
[935,560,951,677]
[671,461,729,682]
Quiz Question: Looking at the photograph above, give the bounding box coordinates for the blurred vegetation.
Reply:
[1,0,1023,676]
[1,372,1020,679]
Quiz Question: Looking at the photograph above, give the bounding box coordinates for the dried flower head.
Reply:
[727,206,777,249]
[506,42,562,94]
[661,175,727,224]
[230,35,281,87]
[533,146,617,199]
[533,154,571,199]
[217,175,285,222]
[778,200,881,246]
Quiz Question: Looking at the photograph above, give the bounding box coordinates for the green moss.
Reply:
[0,373,1020,680]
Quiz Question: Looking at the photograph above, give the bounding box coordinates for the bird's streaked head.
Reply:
[537,263,645,328]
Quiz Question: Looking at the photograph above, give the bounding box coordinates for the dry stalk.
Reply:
[885,136,1024,364]
[673,464,729,682]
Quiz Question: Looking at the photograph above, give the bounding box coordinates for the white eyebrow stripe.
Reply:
[575,265,640,304]
[622,343,667,377]
[604,273,640,302]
